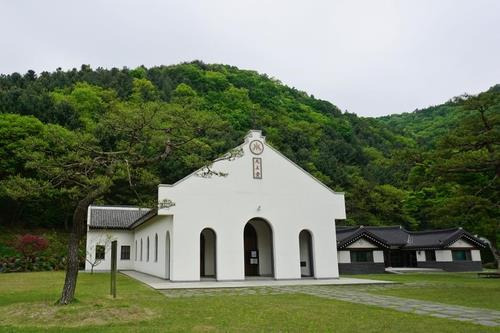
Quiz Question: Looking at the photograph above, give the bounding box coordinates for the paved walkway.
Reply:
[160,284,500,327]
[122,271,499,327]
[277,285,500,327]
[120,270,393,289]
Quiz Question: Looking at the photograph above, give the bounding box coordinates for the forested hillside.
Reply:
[0,62,498,246]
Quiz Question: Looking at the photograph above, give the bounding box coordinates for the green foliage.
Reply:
[0,62,498,248]
[0,229,69,272]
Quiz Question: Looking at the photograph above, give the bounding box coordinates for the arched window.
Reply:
[147,237,150,262]
[135,240,137,261]
[140,238,143,261]
[154,233,158,262]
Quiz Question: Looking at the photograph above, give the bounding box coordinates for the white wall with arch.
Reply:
[159,130,345,281]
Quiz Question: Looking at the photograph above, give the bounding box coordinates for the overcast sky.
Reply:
[1,1,499,116]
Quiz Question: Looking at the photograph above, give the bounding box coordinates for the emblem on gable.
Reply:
[249,140,264,155]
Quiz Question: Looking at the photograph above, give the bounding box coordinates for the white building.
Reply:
[86,130,346,281]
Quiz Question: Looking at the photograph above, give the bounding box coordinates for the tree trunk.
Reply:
[489,243,500,271]
[58,197,92,305]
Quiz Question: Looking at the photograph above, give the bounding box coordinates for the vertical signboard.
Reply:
[253,158,262,179]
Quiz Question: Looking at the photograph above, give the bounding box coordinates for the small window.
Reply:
[452,250,471,261]
[147,237,150,262]
[154,233,158,262]
[350,250,373,263]
[425,250,436,262]
[95,245,105,260]
[140,239,143,261]
[121,245,131,260]
[135,240,137,261]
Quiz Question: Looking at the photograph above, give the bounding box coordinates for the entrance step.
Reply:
[385,267,444,274]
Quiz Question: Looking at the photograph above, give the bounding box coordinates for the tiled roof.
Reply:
[336,227,390,249]
[88,206,151,229]
[405,228,486,249]
[364,226,410,246]
[336,225,486,249]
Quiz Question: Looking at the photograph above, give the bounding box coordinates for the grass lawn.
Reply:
[0,272,498,332]
[352,272,500,311]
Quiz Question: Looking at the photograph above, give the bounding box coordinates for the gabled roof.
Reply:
[88,206,151,230]
[336,226,390,249]
[158,130,344,196]
[363,226,410,246]
[405,228,487,249]
[336,225,486,250]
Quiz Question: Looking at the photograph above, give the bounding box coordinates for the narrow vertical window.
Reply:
[135,240,137,261]
[147,237,150,262]
[95,245,105,260]
[155,233,158,262]
[121,246,130,260]
[140,238,143,261]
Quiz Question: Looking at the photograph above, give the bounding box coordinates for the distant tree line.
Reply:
[0,61,498,248]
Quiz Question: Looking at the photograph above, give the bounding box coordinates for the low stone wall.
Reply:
[417,261,482,272]
[339,263,386,275]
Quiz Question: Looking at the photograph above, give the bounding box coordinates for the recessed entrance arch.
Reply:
[299,229,314,277]
[200,228,216,278]
[244,218,274,277]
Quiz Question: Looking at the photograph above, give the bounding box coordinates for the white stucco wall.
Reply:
[337,250,351,263]
[346,238,377,249]
[159,130,345,281]
[85,229,135,271]
[448,239,474,248]
[132,215,173,279]
[435,249,452,262]
[471,249,481,261]
[416,250,426,262]
[373,250,384,263]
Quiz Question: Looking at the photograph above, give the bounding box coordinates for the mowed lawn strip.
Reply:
[350,272,500,311]
[0,272,497,333]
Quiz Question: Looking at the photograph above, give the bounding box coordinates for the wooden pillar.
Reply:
[110,240,117,298]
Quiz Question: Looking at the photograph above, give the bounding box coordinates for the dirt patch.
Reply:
[0,301,157,327]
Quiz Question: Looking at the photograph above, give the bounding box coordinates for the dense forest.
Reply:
[0,61,498,248]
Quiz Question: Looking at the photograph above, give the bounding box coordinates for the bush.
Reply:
[0,232,69,273]
[14,234,49,259]
[483,262,498,270]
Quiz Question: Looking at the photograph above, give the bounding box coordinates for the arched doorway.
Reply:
[200,228,216,278]
[165,231,170,279]
[244,218,274,277]
[299,230,314,277]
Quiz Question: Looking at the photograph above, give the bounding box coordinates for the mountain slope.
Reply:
[0,62,497,245]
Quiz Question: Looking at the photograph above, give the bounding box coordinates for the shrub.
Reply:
[483,262,498,270]
[14,234,49,260]
[0,231,72,273]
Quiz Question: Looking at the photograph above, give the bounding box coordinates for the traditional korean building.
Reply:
[336,226,486,274]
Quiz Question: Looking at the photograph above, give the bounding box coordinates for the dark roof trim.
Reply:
[88,225,130,230]
[129,209,158,230]
[338,229,390,249]
[442,231,487,249]
[336,225,486,250]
